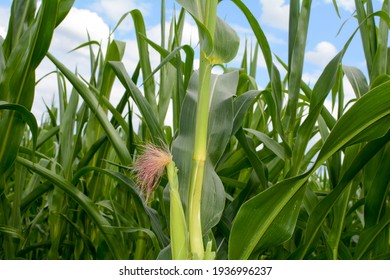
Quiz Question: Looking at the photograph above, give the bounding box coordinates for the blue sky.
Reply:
[0,0,386,121]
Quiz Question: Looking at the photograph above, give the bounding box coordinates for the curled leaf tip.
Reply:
[133,144,172,202]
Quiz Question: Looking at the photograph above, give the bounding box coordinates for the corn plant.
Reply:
[0,0,389,260]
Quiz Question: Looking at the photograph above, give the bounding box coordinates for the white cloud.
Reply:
[302,71,321,86]
[324,0,355,13]
[33,7,111,119]
[342,76,356,102]
[0,6,9,38]
[0,26,5,38]
[51,7,110,54]
[260,0,289,31]
[180,21,200,47]
[147,18,199,52]
[91,0,151,24]
[305,41,338,67]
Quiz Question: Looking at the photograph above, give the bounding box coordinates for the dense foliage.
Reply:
[0,0,389,260]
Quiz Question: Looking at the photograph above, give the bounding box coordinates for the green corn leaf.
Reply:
[316,81,390,166]
[175,0,213,56]
[99,40,126,99]
[47,53,131,165]
[0,225,24,240]
[371,0,390,81]
[232,90,261,136]
[72,167,169,248]
[364,144,390,228]
[246,129,285,160]
[140,38,194,87]
[229,78,390,260]
[292,96,390,258]
[58,89,78,179]
[130,10,157,113]
[331,0,341,18]
[235,128,268,190]
[343,65,369,97]
[176,0,239,64]
[56,0,75,27]
[326,182,352,260]
[0,0,61,174]
[0,37,5,73]
[207,71,237,166]
[229,173,308,259]
[354,212,390,259]
[109,61,166,144]
[172,70,238,235]
[2,0,36,58]
[60,213,97,258]
[21,182,53,213]
[0,101,38,151]
[117,227,161,253]
[16,156,127,260]
[209,17,240,64]
[231,0,285,142]
[285,0,312,132]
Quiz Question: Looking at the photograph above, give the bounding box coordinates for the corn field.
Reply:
[0,0,389,260]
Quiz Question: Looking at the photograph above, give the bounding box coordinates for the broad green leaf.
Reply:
[345,114,390,146]
[292,109,390,258]
[343,65,369,97]
[246,129,285,160]
[291,50,345,175]
[0,0,59,174]
[229,79,390,260]
[176,0,239,64]
[172,70,238,235]
[235,128,268,190]
[316,80,390,166]
[175,0,213,56]
[370,0,389,81]
[99,40,126,99]
[232,90,261,135]
[229,173,308,259]
[2,0,36,58]
[207,71,237,165]
[364,144,390,227]
[0,101,38,151]
[209,17,239,64]
[56,0,75,27]
[58,89,78,179]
